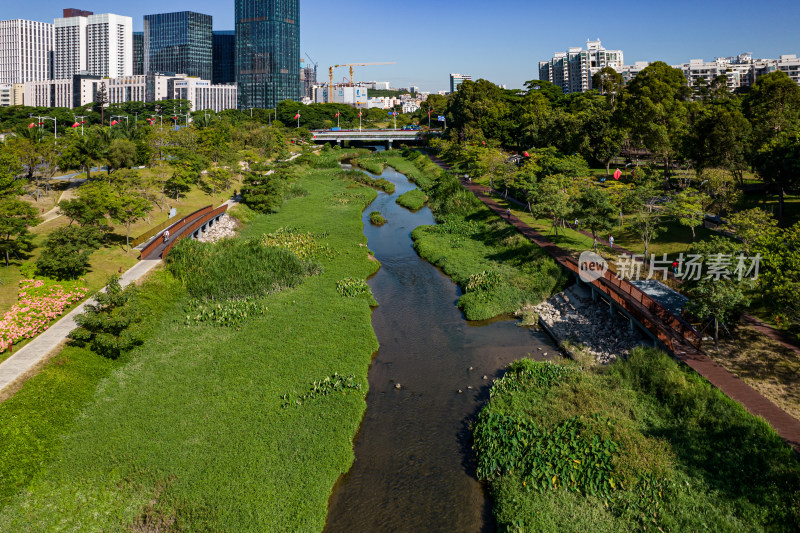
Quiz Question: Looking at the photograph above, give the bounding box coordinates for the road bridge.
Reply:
[311,129,441,148]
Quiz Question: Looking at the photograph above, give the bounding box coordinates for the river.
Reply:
[324,160,559,532]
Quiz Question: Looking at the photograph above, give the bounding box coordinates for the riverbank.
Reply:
[475,350,800,532]
[0,156,381,531]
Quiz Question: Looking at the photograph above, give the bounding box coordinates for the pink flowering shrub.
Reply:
[0,278,90,354]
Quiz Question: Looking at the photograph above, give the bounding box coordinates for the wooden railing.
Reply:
[131,213,180,248]
[139,205,213,259]
[161,205,228,259]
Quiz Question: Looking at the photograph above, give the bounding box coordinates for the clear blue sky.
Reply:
[6,1,800,92]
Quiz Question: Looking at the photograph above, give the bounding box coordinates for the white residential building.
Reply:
[0,19,53,85]
[24,78,72,108]
[54,13,132,79]
[0,84,12,106]
[449,73,471,93]
[538,40,624,93]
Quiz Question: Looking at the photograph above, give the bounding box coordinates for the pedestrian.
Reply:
[672,260,679,276]
[163,229,170,243]
[609,235,614,249]
[574,218,579,229]
[507,208,511,219]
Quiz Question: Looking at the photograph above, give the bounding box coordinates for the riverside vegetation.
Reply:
[371,149,800,531]
[0,149,382,531]
[475,351,800,532]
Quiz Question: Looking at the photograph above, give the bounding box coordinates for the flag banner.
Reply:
[111,120,118,125]
[613,168,622,180]
[72,123,79,128]
[438,115,445,121]
[28,123,35,128]
[294,113,300,120]
[358,111,362,117]
[524,151,530,157]
[335,112,340,117]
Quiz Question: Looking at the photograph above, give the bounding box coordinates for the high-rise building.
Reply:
[300,60,315,99]
[449,73,471,93]
[63,8,93,18]
[54,12,132,79]
[133,32,144,75]
[144,11,212,80]
[539,40,624,94]
[235,0,300,109]
[212,31,235,85]
[0,19,53,84]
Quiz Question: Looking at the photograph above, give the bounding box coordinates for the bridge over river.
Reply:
[311,128,441,147]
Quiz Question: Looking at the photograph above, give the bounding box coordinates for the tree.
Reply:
[683,236,753,349]
[753,222,800,336]
[241,171,285,214]
[109,193,152,252]
[95,82,109,126]
[744,71,800,149]
[668,189,711,240]
[572,187,616,250]
[206,166,233,199]
[750,132,800,219]
[58,197,108,227]
[105,138,137,174]
[0,149,22,198]
[700,168,741,216]
[59,134,102,179]
[70,275,143,359]
[687,105,751,184]
[0,198,40,266]
[627,184,665,259]
[591,66,624,107]
[725,207,778,254]
[35,225,103,279]
[529,174,571,235]
[620,62,690,183]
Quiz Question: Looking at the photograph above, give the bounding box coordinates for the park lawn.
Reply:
[0,164,381,532]
[21,179,72,215]
[0,270,181,508]
[476,350,800,532]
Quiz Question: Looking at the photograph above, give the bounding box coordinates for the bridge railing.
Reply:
[139,205,213,259]
[161,205,228,259]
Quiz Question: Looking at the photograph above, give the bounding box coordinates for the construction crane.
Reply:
[327,62,397,103]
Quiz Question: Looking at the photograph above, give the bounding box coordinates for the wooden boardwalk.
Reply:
[430,155,800,452]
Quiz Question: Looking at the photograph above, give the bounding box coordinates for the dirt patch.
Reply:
[128,476,179,533]
[711,325,800,422]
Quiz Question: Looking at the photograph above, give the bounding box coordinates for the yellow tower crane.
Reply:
[327,62,397,103]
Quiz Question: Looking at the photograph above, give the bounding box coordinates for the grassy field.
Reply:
[475,350,800,532]
[0,162,381,531]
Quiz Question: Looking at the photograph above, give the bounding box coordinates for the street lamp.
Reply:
[173,113,190,127]
[73,114,87,136]
[110,114,129,127]
[39,116,57,140]
[149,114,163,127]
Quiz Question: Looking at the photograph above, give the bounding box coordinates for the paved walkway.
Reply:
[0,259,162,398]
[430,155,800,452]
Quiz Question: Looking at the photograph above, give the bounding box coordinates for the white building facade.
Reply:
[538,40,624,94]
[0,19,53,84]
[54,13,131,80]
[172,78,238,112]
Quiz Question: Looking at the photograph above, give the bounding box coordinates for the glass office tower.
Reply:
[132,32,144,75]
[235,0,300,109]
[212,31,236,85]
[143,11,212,80]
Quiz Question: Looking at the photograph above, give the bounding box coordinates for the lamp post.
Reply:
[110,114,129,127]
[73,114,87,136]
[174,113,190,127]
[38,116,57,140]
[149,114,163,127]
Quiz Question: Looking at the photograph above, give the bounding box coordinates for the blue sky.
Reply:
[6,1,800,92]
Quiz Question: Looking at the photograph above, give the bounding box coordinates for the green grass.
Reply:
[352,153,386,175]
[396,189,427,211]
[476,350,800,532]
[0,270,182,509]
[0,165,381,531]
[340,169,395,194]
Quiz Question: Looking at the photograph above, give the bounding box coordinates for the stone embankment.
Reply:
[529,284,647,364]
[197,214,238,243]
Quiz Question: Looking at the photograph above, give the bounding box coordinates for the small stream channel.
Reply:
[324,159,559,532]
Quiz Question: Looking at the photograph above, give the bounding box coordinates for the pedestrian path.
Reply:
[0,259,162,398]
[429,154,800,452]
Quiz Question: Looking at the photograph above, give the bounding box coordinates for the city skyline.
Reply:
[1,0,799,92]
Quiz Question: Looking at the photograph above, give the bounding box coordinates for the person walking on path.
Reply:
[507,208,511,219]
[574,218,579,230]
[609,235,614,249]
[163,229,170,243]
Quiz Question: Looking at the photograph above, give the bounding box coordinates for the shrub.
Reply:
[465,270,502,292]
[35,225,104,280]
[281,373,362,408]
[166,238,315,300]
[70,275,142,359]
[336,277,371,297]
[184,298,265,329]
[369,211,386,226]
[241,171,286,213]
[339,170,395,194]
[262,226,336,260]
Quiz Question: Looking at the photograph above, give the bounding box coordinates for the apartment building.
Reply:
[54,12,132,79]
[538,40,623,93]
[0,19,53,84]
[449,73,471,93]
[172,78,238,112]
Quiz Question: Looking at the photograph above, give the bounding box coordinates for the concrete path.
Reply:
[0,259,162,398]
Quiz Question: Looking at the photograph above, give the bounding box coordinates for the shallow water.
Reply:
[324,164,559,532]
